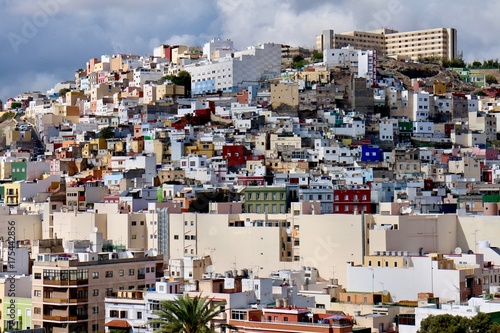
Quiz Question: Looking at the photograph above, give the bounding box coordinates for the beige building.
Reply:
[270,81,299,108]
[269,133,301,150]
[447,156,481,180]
[317,28,457,61]
[168,211,366,287]
[31,251,163,333]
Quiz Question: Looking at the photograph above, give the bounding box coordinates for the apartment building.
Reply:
[184,43,281,95]
[31,251,163,333]
[317,28,457,61]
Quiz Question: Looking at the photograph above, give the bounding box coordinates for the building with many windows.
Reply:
[31,251,163,333]
[317,28,457,61]
[184,43,281,95]
[242,186,287,214]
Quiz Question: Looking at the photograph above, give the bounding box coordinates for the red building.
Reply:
[223,145,253,169]
[333,185,374,214]
[229,307,360,333]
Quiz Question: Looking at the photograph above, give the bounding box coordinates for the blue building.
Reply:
[361,145,382,162]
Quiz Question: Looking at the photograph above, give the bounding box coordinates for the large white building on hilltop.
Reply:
[184,42,281,95]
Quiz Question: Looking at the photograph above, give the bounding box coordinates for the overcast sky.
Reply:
[1,0,499,102]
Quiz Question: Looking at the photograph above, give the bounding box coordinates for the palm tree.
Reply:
[149,294,233,333]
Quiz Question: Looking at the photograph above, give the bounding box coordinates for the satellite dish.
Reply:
[454,247,462,255]
[382,290,389,296]
[92,227,98,233]
[206,265,215,274]
[397,199,402,203]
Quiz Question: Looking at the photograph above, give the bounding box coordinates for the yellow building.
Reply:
[433,81,446,96]
[6,128,31,146]
[156,84,185,99]
[65,91,87,107]
[270,82,299,108]
[4,182,21,206]
[82,138,107,158]
[184,141,215,158]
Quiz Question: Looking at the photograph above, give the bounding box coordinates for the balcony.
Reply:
[43,279,88,286]
[43,297,88,304]
[43,314,88,322]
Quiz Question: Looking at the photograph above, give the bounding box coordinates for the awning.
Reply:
[105,319,132,328]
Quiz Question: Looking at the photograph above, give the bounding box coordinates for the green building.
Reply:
[2,297,32,332]
[243,186,287,214]
[11,161,27,182]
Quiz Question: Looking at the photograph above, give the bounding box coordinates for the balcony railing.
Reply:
[43,297,88,304]
[43,279,89,286]
[43,314,88,322]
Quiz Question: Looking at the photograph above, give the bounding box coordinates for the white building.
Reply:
[132,68,165,87]
[202,38,236,61]
[379,119,396,141]
[412,121,434,138]
[412,92,433,121]
[185,42,281,95]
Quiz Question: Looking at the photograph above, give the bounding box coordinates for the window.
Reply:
[92,324,99,332]
[92,272,99,279]
[174,235,179,240]
[129,269,135,276]
[137,312,143,319]
[119,270,124,277]
[92,307,99,314]
[105,271,113,278]
[93,289,99,296]
[34,290,41,297]
[131,221,137,226]
[34,307,41,314]
[34,273,41,279]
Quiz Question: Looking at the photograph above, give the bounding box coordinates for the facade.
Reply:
[333,185,372,214]
[229,307,357,333]
[242,186,287,214]
[31,251,163,333]
[324,27,457,61]
[185,43,281,95]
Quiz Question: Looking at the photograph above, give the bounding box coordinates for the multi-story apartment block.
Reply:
[185,42,281,95]
[333,185,373,214]
[31,251,163,333]
[318,27,457,61]
[242,186,287,214]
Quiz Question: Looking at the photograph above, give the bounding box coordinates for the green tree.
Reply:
[489,322,500,333]
[419,314,468,333]
[98,126,115,139]
[58,88,71,97]
[486,74,498,85]
[471,60,482,68]
[418,313,495,333]
[470,312,492,333]
[292,55,304,63]
[311,52,323,61]
[165,70,191,97]
[149,294,231,333]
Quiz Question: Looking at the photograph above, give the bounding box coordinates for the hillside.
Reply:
[377,59,478,93]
